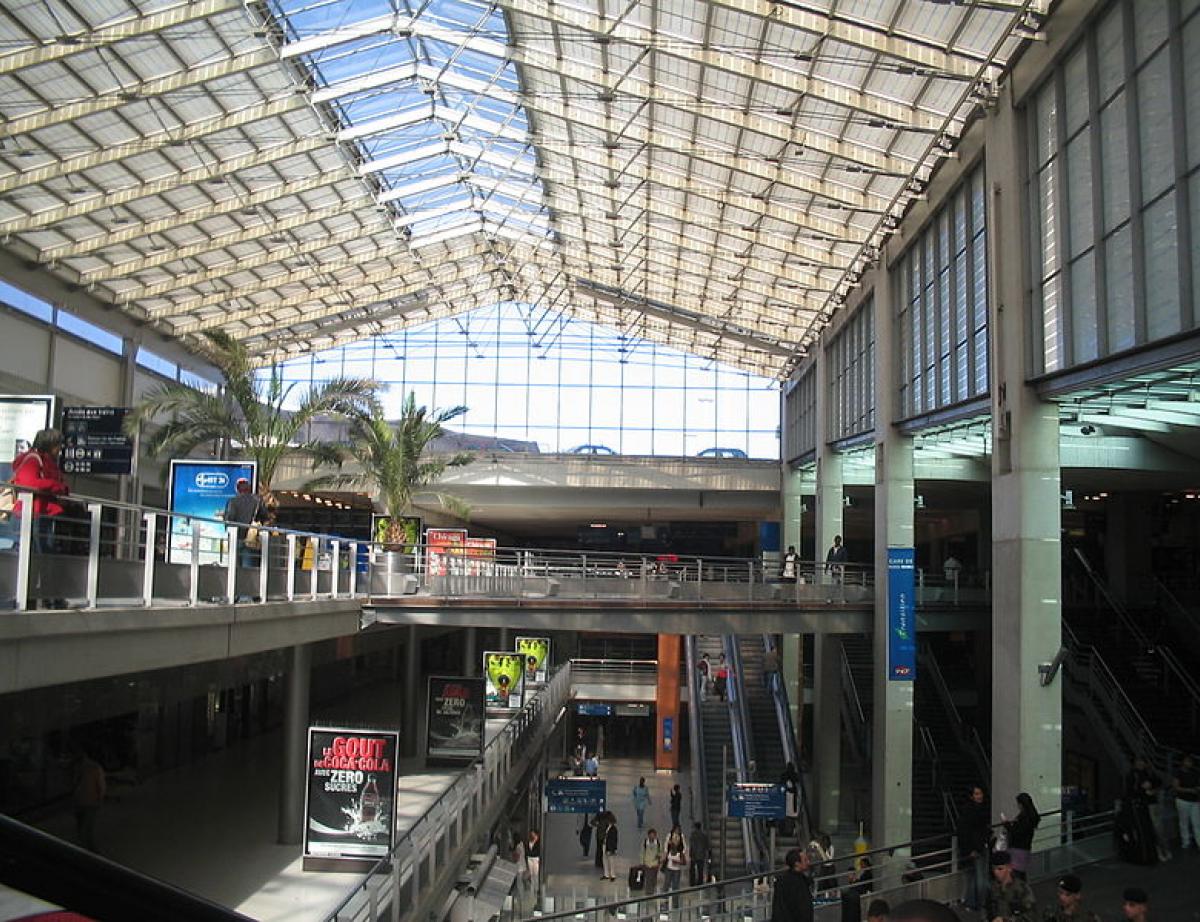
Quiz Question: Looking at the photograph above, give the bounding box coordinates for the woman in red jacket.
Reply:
[12,428,70,553]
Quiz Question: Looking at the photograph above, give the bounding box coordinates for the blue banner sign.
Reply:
[576,702,614,716]
[546,778,607,814]
[727,783,787,819]
[662,715,674,752]
[887,547,916,681]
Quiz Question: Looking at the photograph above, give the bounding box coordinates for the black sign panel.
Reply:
[304,727,399,861]
[61,406,134,475]
[426,676,486,764]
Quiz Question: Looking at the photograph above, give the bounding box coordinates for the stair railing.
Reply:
[916,722,940,788]
[724,635,766,873]
[1072,549,1200,739]
[839,640,870,761]
[1155,577,1200,652]
[685,635,711,831]
[920,642,991,782]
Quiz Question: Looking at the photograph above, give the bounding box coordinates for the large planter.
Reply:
[370,549,415,595]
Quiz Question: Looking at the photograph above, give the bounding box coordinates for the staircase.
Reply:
[840,634,873,761]
[696,636,746,875]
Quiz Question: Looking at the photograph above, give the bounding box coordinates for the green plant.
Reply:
[126,330,377,496]
[307,393,474,546]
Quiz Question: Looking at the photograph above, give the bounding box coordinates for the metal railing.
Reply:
[685,636,710,834]
[838,640,870,762]
[763,633,809,843]
[569,658,660,686]
[324,664,572,922]
[724,636,763,874]
[920,642,991,782]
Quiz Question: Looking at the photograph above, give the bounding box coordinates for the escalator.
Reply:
[694,634,747,875]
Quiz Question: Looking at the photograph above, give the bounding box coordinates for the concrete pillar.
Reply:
[782,466,807,555]
[987,84,1062,822]
[277,642,312,845]
[781,466,810,741]
[655,634,682,770]
[782,635,804,753]
[871,249,916,851]
[499,627,511,652]
[404,625,421,757]
[813,633,843,831]
[463,627,477,676]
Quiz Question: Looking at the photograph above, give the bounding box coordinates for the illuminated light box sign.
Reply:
[167,460,255,565]
[0,395,54,479]
[303,727,399,862]
[516,635,551,685]
[483,650,526,711]
[426,676,486,764]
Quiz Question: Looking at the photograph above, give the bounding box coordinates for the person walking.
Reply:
[1003,792,1040,879]
[593,812,608,870]
[633,777,653,829]
[526,830,541,892]
[983,851,1036,922]
[662,827,688,906]
[579,812,593,857]
[640,828,663,893]
[669,783,683,829]
[602,813,619,880]
[1044,874,1100,921]
[73,749,106,852]
[770,848,813,922]
[956,785,991,912]
[689,821,710,886]
[1172,754,1200,850]
[1126,757,1168,861]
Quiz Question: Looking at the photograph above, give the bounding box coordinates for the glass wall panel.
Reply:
[826,299,875,441]
[1026,0,1199,375]
[894,164,988,418]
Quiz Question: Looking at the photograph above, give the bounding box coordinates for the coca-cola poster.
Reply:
[304,727,399,860]
[426,676,486,764]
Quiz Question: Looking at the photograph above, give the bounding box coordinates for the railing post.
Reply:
[349,541,359,597]
[953,569,959,605]
[142,512,156,607]
[258,531,270,603]
[581,553,588,596]
[286,534,297,601]
[331,539,341,599]
[15,489,34,611]
[188,521,200,607]
[747,560,754,601]
[310,537,319,600]
[225,526,239,604]
[84,502,102,610]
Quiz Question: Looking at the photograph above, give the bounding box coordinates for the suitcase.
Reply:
[628,864,647,891]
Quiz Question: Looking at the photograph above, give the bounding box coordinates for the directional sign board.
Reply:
[61,406,134,475]
[727,782,787,819]
[545,778,606,814]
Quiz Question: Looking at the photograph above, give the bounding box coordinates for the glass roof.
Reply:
[0,0,1049,377]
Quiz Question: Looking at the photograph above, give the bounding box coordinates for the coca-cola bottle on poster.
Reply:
[360,775,380,823]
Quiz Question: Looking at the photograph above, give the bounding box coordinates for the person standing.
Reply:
[73,749,106,852]
[662,827,688,906]
[526,830,542,892]
[780,545,799,582]
[1126,757,1168,861]
[223,477,263,573]
[714,655,730,702]
[593,812,608,870]
[697,653,712,700]
[770,848,813,922]
[1172,754,1200,850]
[956,785,991,912]
[579,812,593,857]
[781,762,801,820]
[640,828,663,894]
[1045,874,1100,921]
[983,851,1036,922]
[824,535,847,578]
[763,644,781,693]
[602,813,619,881]
[669,784,683,829]
[1003,792,1040,879]
[689,821,710,887]
[632,777,653,828]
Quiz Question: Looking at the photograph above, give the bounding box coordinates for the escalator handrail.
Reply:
[762,633,810,842]
[684,635,710,831]
[724,635,764,872]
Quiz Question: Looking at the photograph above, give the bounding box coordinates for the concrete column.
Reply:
[782,634,803,753]
[871,250,916,851]
[277,642,312,845]
[499,627,511,652]
[781,466,809,740]
[655,634,682,770]
[404,625,421,757]
[987,84,1062,821]
[782,466,807,554]
[463,627,477,676]
[813,633,843,831]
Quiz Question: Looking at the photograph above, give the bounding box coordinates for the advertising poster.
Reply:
[515,636,551,685]
[167,460,256,565]
[371,514,422,552]
[425,527,466,576]
[304,727,399,861]
[426,676,486,763]
[0,395,54,479]
[482,650,526,710]
[887,547,917,681]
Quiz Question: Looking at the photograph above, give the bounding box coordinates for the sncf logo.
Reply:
[195,472,229,489]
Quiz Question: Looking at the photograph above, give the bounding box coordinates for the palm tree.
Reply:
[126,330,377,498]
[308,393,474,547]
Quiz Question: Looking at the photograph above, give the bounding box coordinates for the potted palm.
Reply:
[306,393,474,585]
[126,330,377,503]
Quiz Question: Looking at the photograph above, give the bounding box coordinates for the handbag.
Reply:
[0,485,14,522]
[243,526,261,550]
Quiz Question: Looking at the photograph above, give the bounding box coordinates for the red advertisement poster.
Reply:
[425,528,466,576]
